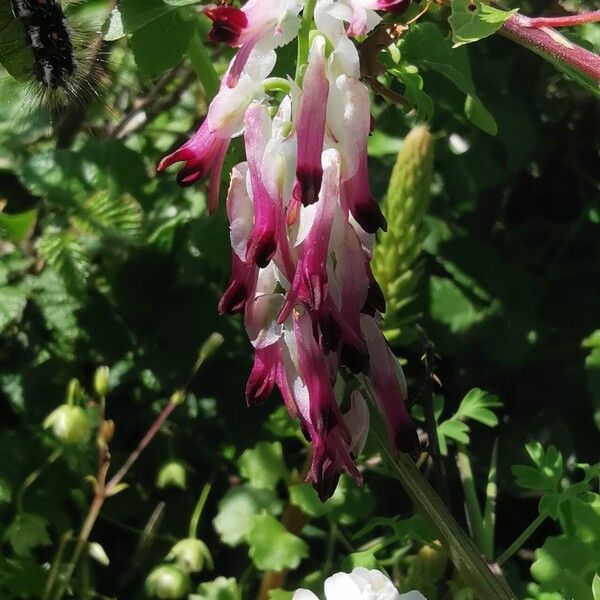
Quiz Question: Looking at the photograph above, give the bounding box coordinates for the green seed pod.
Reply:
[145,565,191,599]
[372,125,434,345]
[167,538,213,573]
[156,461,187,490]
[43,404,92,444]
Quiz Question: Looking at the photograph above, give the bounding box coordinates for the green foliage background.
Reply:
[0,0,599,598]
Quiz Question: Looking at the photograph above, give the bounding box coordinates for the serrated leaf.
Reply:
[73,192,143,241]
[4,513,52,557]
[213,485,282,547]
[37,229,90,297]
[512,444,563,493]
[0,287,27,333]
[238,442,289,489]
[438,419,470,445]
[449,0,518,47]
[455,388,502,427]
[246,512,308,571]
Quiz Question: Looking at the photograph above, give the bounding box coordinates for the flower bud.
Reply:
[88,541,110,566]
[145,565,191,599]
[197,332,225,366]
[43,405,91,444]
[156,461,187,490]
[94,366,110,397]
[166,538,213,573]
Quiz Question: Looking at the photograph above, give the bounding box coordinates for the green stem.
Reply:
[374,431,516,599]
[188,483,211,539]
[17,449,62,513]
[456,444,487,556]
[496,513,547,567]
[482,440,498,558]
[295,0,317,84]
[188,31,220,101]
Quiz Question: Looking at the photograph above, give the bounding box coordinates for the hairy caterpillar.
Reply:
[0,0,121,142]
[9,0,77,90]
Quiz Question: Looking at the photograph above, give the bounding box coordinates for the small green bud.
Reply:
[166,538,213,573]
[93,366,110,397]
[145,565,191,599]
[197,332,225,366]
[169,390,186,406]
[43,405,91,444]
[156,461,187,490]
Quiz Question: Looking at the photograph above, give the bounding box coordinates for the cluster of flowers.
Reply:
[158,0,418,500]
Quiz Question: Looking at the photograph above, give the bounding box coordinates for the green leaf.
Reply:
[4,513,52,557]
[394,68,434,121]
[37,229,90,297]
[464,95,498,136]
[73,192,144,241]
[531,535,600,600]
[401,23,476,97]
[325,475,375,525]
[246,512,309,571]
[0,209,38,243]
[213,485,282,547]
[289,484,328,518]
[512,443,563,493]
[449,0,518,48]
[238,442,289,489]
[455,388,502,427]
[593,573,600,600]
[130,9,196,77]
[103,0,187,40]
[0,287,27,334]
[429,276,480,333]
[193,577,239,600]
[265,406,303,439]
[400,23,497,134]
[0,3,34,81]
[438,419,470,445]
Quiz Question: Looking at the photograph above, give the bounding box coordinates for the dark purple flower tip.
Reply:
[205,6,248,46]
[296,168,323,206]
[316,313,342,354]
[362,269,386,315]
[246,232,277,269]
[340,342,369,374]
[246,346,279,405]
[353,196,388,234]
[313,472,341,502]
[176,166,207,187]
[395,420,421,461]
[218,281,248,315]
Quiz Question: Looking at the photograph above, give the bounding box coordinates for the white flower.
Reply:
[293,568,427,600]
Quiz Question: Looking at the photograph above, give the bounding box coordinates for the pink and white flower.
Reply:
[161,0,420,500]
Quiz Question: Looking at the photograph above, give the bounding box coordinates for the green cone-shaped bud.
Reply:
[43,404,92,444]
[156,461,187,490]
[167,538,213,573]
[372,125,434,344]
[145,565,191,599]
[93,366,110,398]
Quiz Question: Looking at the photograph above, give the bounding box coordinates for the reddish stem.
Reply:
[500,13,600,83]
[528,10,600,29]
